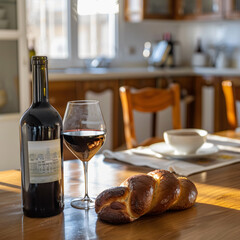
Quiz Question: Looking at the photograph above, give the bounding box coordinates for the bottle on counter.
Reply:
[191,38,207,67]
[163,32,174,68]
[149,33,173,68]
[20,56,64,218]
[195,38,203,53]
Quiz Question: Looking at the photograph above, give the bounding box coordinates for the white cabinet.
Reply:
[86,90,113,151]
[0,0,29,170]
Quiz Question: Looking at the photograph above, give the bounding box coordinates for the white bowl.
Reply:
[163,129,208,155]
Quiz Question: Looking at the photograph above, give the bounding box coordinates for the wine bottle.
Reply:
[164,32,174,68]
[191,38,206,67]
[20,56,64,218]
[195,38,203,53]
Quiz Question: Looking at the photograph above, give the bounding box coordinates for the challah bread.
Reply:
[95,170,198,224]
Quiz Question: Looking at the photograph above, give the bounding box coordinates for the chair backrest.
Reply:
[119,83,182,149]
[222,80,239,130]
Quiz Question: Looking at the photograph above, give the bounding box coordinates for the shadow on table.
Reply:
[0,181,21,190]
[95,202,240,240]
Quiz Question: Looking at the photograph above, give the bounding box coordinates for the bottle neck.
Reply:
[32,64,49,103]
[196,39,202,53]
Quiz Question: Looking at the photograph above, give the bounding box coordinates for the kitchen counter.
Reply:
[46,66,240,149]
[49,66,240,81]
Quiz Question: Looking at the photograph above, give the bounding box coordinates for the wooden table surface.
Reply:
[0,131,240,240]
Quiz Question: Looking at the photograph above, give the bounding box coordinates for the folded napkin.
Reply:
[103,141,240,176]
[207,134,240,152]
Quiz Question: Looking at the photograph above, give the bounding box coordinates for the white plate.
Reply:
[149,142,219,159]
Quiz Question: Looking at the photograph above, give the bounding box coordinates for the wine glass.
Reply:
[63,100,106,209]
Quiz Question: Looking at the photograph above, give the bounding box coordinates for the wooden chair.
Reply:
[222,80,240,130]
[119,83,182,149]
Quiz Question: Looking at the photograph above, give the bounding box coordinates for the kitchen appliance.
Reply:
[148,40,172,67]
[215,50,228,68]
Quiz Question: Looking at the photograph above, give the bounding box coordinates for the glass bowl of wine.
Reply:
[63,100,106,209]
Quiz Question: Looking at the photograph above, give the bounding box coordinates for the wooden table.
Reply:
[1,131,240,240]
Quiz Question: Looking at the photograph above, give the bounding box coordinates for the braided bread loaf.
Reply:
[95,170,198,224]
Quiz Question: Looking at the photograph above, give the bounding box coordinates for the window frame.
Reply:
[48,0,119,69]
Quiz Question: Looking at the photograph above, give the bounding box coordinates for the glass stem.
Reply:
[82,161,90,200]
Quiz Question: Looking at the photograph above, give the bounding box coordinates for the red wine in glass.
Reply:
[63,129,106,161]
[63,100,106,209]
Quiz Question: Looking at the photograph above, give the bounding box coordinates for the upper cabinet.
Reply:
[177,0,198,16]
[176,0,222,20]
[225,0,240,19]
[143,0,174,19]
[125,0,227,21]
[0,0,29,115]
[125,0,174,21]
[0,0,17,30]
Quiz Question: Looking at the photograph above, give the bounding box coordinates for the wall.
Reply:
[178,21,240,66]
[0,114,20,171]
[114,1,240,68]
[0,40,19,114]
[116,19,180,66]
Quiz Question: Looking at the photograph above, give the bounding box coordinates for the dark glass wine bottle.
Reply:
[195,38,203,53]
[164,32,174,68]
[20,56,64,218]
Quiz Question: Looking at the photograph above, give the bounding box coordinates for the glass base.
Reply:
[71,197,96,210]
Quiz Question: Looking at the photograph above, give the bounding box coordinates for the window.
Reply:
[26,0,119,68]
[78,0,118,59]
[26,0,68,59]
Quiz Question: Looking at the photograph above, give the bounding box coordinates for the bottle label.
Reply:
[28,139,62,184]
